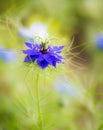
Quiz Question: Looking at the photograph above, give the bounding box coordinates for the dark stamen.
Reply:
[40,48,48,54]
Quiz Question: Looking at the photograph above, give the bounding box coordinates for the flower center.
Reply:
[40,48,48,54]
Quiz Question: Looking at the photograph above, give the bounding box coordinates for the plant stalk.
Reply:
[36,72,43,130]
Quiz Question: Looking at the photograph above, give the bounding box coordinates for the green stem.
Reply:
[36,72,43,130]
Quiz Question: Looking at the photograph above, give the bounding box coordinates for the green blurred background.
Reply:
[0,0,103,130]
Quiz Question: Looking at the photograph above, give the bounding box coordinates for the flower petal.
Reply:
[25,42,33,48]
[37,59,49,69]
[22,49,36,55]
[24,55,36,62]
[44,54,57,67]
[52,61,56,67]
[52,46,64,53]
[24,56,31,62]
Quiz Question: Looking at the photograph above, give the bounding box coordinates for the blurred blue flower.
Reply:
[22,42,64,69]
[18,27,32,38]
[18,22,48,41]
[0,47,17,62]
[54,77,80,98]
[95,34,103,50]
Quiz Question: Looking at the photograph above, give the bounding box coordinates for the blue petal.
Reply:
[22,49,36,55]
[52,61,56,67]
[44,54,56,67]
[33,44,42,50]
[25,42,33,48]
[44,53,64,67]
[55,54,64,60]
[30,55,37,61]
[24,55,36,62]
[24,56,31,62]
[52,46,64,53]
[37,59,49,69]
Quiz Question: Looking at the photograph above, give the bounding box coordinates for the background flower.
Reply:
[0,47,17,62]
[18,22,48,40]
[95,34,103,50]
[54,77,80,98]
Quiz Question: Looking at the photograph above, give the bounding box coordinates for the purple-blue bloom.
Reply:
[95,34,103,50]
[22,42,64,69]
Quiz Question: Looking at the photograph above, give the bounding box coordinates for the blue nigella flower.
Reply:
[22,42,64,69]
[95,34,103,50]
